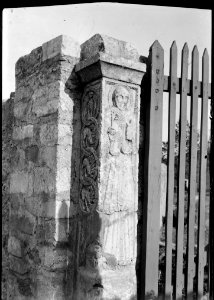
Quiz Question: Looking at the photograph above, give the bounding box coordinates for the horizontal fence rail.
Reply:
[140,40,211,300]
[163,76,211,99]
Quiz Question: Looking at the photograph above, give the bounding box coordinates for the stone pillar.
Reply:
[75,34,146,299]
[8,35,81,300]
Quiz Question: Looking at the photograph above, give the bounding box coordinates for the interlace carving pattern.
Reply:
[80,89,99,213]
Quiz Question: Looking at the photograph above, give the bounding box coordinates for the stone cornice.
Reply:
[75,52,146,85]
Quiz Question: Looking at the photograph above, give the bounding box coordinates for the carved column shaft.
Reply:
[75,34,146,300]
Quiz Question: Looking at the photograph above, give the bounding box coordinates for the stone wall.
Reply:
[2,33,147,300]
[2,92,15,300]
[5,35,82,300]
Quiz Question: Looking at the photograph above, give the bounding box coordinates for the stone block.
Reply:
[12,125,34,140]
[31,82,60,117]
[42,35,80,62]
[40,123,72,146]
[15,46,43,79]
[58,109,73,125]
[32,98,59,118]
[35,218,68,244]
[13,101,28,119]
[56,145,72,168]
[10,194,21,211]
[10,171,33,195]
[14,85,33,103]
[25,145,39,163]
[59,84,74,113]
[33,167,56,195]
[58,124,73,145]
[8,236,22,257]
[36,271,66,300]
[76,55,145,85]
[17,277,33,297]
[10,148,26,172]
[32,81,60,101]
[56,165,71,194]
[80,33,139,62]
[39,146,57,170]
[10,211,35,236]
[39,246,69,270]
[35,220,54,244]
[9,255,30,274]
[39,124,58,146]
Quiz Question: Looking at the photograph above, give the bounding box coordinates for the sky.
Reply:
[2,3,212,139]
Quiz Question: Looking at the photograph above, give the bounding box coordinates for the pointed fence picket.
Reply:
[164,41,177,300]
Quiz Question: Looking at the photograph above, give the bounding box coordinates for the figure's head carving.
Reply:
[85,240,102,270]
[112,86,130,111]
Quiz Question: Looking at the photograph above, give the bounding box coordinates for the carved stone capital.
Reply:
[75,34,146,85]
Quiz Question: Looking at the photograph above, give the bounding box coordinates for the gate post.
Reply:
[8,35,81,300]
[140,40,164,299]
[75,34,145,299]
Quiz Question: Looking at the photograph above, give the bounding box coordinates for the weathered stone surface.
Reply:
[25,145,39,163]
[10,171,33,195]
[14,84,34,103]
[39,146,57,170]
[80,33,139,62]
[42,35,80,61]
[10,209,36,236]
[13,101,29,119]
[33,167,56,195]
[9,255,30,274]
[12,125,34,140]
[39,124,58,145]
[8,236,22,257]
[5,33,81,300]
[15,46,43,79]
[58,124,73,145]
[76,34,146,86]
[39,245,72,271]
[76,53,146,85]
[10,148,26,171]
[76,34,143,299]
[2,96,14,299]
[3,33,150,300]
[31,81,60,117]
[36,269,66,300]
[56,166,71,194]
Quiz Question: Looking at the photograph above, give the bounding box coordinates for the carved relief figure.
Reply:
[102,85,137,265]
[107,85,134,156]
[78,240,105,300]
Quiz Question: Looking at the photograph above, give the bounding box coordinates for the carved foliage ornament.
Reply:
[80,89,99,213]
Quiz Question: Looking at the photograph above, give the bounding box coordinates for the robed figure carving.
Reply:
[107,85,134,156]
[102,85,137,265]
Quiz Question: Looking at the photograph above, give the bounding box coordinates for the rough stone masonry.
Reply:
[2,33,150,300]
